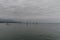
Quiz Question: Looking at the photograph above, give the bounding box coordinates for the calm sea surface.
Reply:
[0,23,60,40]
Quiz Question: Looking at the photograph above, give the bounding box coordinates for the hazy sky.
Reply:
[0,0,60,23]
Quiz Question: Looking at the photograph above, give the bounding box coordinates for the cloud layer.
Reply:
[0,0,60,23]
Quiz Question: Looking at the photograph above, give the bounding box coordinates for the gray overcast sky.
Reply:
[0,0,60,23]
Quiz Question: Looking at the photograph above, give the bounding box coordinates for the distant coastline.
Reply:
[0,22,60,24]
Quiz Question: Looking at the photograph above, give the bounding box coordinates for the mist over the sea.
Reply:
[0,0,60,40]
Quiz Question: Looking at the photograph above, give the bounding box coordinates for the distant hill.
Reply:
[0,18,22,23]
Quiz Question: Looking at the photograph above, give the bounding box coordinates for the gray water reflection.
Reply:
[0,23,60,40]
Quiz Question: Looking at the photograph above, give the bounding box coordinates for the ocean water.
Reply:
[0,23,60,40]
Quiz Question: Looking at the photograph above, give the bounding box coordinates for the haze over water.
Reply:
[0,0,60,40]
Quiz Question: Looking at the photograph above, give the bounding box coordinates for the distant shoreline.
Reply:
[0,22,60,24]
